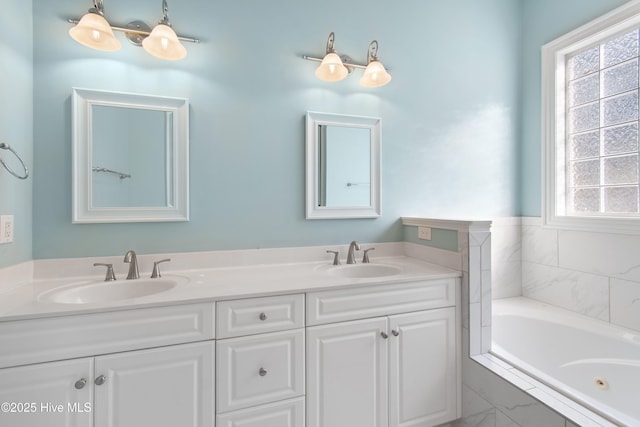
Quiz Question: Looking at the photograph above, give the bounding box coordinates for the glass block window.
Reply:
[566,29,640,215]
[543,3,640,233]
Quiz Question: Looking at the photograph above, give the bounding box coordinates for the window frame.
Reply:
[542,1,640,234]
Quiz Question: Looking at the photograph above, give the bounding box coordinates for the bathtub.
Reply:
[492,297,640,427]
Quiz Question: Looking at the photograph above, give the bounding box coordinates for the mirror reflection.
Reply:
[318,125,371,207]
[72,88,189,223]
[305,111,381,219]
[91,106,174,208]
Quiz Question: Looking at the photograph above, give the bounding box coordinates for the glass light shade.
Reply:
[69,12,121,52]
[315,52,349,82]
[360,61,392,88]
[142,24,187,60]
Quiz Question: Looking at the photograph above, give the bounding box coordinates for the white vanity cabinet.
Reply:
[0,303,216,427]
[0,342,215,427]
[0,358,93,427]
[307,317,389,427]
[94,341,215,427]
[0,268,460,427]
[215,294,306,426]
[306,279,460,427]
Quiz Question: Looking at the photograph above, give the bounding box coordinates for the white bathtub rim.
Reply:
[492,297,639,427]
[492,343,637,427]
[494,297,640,346]
[561,357,640,369]
[471,352,618,427]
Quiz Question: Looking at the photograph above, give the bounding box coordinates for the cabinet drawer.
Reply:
[216,294,304,338]
[217,329,305,413]
[307,279,456,326]
[0,303,215,369]
[216,397,305,427]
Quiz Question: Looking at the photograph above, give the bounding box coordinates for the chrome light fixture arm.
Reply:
[159,0,171,26]
[302,54,365,70]
[325,32,337,54]
[90,0,105,15]
[66,18,200,44]
[367,40,379,63]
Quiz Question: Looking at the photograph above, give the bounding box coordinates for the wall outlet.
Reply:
[0,215,14,244]
[418,226,432,241]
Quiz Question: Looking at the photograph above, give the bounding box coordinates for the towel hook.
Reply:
[0,143,29,180]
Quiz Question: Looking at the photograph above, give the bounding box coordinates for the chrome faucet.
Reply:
[124,250,140,280]
[346,241,360,264]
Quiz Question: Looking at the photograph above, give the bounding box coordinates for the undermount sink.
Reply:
[328,264,402,278]
[39,277,186,305]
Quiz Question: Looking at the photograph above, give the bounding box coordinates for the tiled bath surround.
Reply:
[482,217,632,426]
[407,217,632,426]
[522,217,640,333]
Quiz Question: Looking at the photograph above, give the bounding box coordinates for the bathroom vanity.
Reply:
[0,254,461,427]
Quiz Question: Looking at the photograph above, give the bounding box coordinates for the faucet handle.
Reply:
[362,248,375,263]
[326,251,341,266]
[94,263,116,281]
[151,259,171,278]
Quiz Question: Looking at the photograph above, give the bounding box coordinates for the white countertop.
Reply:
[0,255,460,322]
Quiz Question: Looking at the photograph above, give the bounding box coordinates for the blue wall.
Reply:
[0,2,32,268]
[29,0,523,259]
[2,0,634,264]
[519,0,630,216]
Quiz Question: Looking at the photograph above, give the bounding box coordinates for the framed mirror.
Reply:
[305,111,381,219]
[72,88,189,223]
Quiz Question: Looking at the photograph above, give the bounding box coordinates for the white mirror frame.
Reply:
[72,88,189,223]
[305,111,381,219]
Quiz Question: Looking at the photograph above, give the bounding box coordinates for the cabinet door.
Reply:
[0,358,93,427]
[307,317,388,427]
[389,307,457,427]
[94,341,214,427]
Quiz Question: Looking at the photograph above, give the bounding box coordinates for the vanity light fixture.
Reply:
[314,32,349,82]
[68,0,199,60]
[68,0,121,52]
[142,0,187,60]
[303,32,392,87]
[359,41,392,88]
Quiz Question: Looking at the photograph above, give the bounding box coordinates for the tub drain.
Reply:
[593,377,609,390]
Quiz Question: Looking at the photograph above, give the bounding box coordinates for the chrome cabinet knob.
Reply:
[380,331,389,339]
[74,378,87,389]
[259,312,267,321]
[259,368,267,377]
[391,329,400,337]
[95,375,106,386]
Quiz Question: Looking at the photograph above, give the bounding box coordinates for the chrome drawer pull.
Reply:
[74,378,87,389]
[259,312,267,321]
[391,329,400,337]
[95,375,106,386]
[380,331,389,339]
[259,368,268,377]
